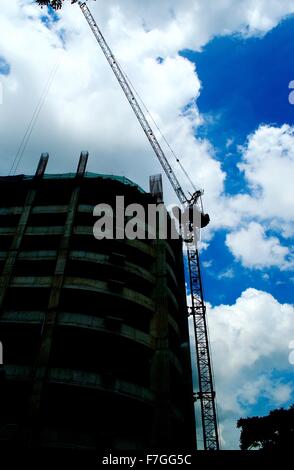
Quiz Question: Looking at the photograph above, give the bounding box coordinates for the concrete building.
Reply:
[0,153,196,452]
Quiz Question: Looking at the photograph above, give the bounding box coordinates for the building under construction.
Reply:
[0,153,196,452]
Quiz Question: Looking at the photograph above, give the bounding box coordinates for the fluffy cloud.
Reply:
[86,0,294,55]
[211,124,294,225]
[225,222,293,270]
[183,125,294,270]
[218,267,235,279]
[204,288,294,448]
[229,125,294,222]
[0,0,225,206]
[1,1,294,198]
[216,124,294,269]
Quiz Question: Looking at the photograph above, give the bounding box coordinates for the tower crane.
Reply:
[36,0,220,450]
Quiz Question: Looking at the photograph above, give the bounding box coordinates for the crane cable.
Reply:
[123,70,198,194]
[9,56,61,175]
[9,40,199,200]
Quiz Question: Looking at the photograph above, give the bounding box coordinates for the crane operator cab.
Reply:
[188,204,210,230]
[201,211,210,228]
[182,204,210,244]
[187,190,210,229]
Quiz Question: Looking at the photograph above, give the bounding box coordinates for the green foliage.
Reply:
[237,404,294,450]
[35,1,95,11]
[36,1,63,10]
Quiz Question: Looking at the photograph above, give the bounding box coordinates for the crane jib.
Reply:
[79,2,187,205]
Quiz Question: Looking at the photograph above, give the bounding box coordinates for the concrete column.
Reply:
[27,152,88,446]
[0,154,49,312]
[150,237,173,448]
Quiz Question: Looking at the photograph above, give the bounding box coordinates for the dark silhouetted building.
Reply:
[0,153,195,453]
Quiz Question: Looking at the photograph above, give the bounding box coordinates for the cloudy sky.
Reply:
[1,0,294,449]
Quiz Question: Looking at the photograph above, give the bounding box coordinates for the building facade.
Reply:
[0,153,196,452]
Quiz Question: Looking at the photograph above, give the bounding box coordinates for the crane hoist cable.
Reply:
[123,70,199,194]
[9,56,60,175]
[36,1,200,202]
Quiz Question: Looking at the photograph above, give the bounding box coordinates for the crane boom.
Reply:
[36,0,219,450]
[79,2,188,205]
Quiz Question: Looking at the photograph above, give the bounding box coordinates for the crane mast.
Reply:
[37,0,220,450]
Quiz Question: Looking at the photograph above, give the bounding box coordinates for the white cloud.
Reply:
[214,124,294,230]
[218,267,235,279]
[0,0,226,207]
[238,375,292,405]
[212,124,294,269]
[1,1,294,198]
[205,288,294,448]
[237,124,294,222]
[93,0,294,54]
[203,260,213,268]
[226,138,234,148]
[225,222,293,270]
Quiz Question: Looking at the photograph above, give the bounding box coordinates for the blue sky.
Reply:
[182,16,294,307]
[185,17,294,147]
[182,14,294,447]
[0,56,10,75]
